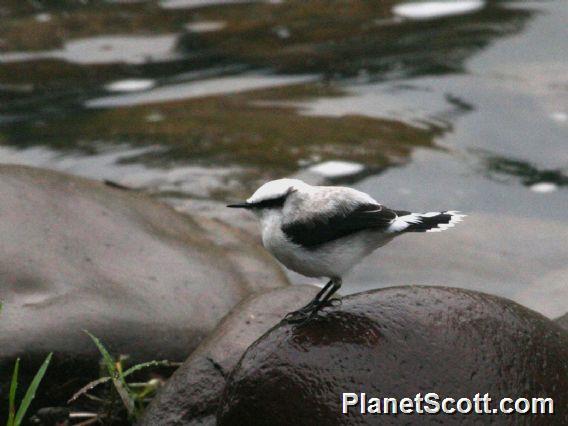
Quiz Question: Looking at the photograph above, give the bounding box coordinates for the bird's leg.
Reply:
[317,278,342,308]
[285,278,342,323]
[284,280,333,320]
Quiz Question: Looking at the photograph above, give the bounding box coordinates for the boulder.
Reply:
[140,285,320,426]
[218,286,568,425]
[0,165,288,412]
[556,313,568,331]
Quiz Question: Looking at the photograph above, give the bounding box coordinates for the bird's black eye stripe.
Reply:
[251,195,287,209]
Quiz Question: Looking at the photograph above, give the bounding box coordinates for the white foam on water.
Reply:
[393,1,485,20]
[105,79,156,92]
[309,160,364,178]
[530,182,558,193]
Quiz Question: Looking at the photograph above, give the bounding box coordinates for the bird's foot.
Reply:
[284,309,315,325]
[284,301,320,324]
[323,297,342,307]
[284,297,341,324]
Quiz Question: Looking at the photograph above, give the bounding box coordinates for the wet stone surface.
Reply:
[218,286,568,425]
[556,313,568,331]
[0,165,289,414]
[140,285,319,426]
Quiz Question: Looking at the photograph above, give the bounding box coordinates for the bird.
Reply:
[227,178,465,323]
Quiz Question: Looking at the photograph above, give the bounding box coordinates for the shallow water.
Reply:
[1,0,566,316]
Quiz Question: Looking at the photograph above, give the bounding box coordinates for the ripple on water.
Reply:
[86,74,318,108]
[104,79,156,93]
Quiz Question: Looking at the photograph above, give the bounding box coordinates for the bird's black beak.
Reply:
[226,202,252,209]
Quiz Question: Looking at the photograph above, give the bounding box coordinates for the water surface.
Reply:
[1,0,566,316]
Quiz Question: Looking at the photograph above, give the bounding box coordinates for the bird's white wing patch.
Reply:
[387,213,422,232]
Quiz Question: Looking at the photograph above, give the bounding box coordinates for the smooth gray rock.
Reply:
[0,165,288,410]
[556,313,568,331]
[139,285,319,426]
[218,286,568,425]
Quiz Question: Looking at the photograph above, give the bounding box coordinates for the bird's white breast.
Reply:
[259,208,391,279]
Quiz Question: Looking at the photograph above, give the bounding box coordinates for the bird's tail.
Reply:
[389,210,466,233]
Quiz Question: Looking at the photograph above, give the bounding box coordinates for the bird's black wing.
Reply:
[282,203,397,249]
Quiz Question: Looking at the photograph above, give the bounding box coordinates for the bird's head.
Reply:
[227,178,306,218]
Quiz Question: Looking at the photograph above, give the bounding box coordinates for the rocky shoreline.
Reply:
[1,166,566,425]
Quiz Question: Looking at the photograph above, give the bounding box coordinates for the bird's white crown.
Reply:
[247,178,307,204]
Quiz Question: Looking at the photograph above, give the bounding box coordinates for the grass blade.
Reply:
[111,378,135,416]
[8,358,20,426]
[84,331,116,377]
[84,331,135,416]
[68,376,111,403]
[14,352,52,426]
[123,360,174,378]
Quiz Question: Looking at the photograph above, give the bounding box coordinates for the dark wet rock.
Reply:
[0,165,288,413]
[556,313,568,331]
[140,285,319,426]
[218,286,568,425]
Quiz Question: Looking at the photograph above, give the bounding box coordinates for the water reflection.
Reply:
[474,149,568,188]
[86,73,318,107]
[1,0,535,181]
[177,1,531,79]
[0,34,180,65]
[0,0,566,315]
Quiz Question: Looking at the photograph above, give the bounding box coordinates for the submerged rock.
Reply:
[140,285,319,426]
[0,165,288,412]
[218,286,568,425]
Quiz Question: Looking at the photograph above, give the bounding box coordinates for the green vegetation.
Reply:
[1,302,52,426]
[6,354,52,426]
[0,301,171,424]
[67,331,175,422]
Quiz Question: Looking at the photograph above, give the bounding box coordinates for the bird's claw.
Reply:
[284,300,320,324]
[325,297,342,307]
[284,297,342,324]
[284,309,315,324]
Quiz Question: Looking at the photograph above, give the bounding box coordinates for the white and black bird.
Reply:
[228,178,465,322]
